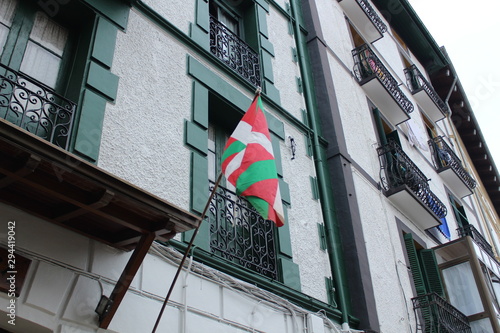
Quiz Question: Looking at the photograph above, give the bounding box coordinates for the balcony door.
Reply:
[450,195,470,229]
[0,0,79,148]
[1,0,71,90]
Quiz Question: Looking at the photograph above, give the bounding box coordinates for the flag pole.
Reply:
[152,172,223,332]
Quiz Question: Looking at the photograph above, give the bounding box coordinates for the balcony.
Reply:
[0,63,76,150]
[338,0,387,43]
[208,182,278,280]
[209,16,261,87]
[458,224,495,258]
[429,136,476,198]
[404,65,449,122]
[434,236,500,332]
[412,293,471,333]
[352,44,413,125]
[377,141,447,229]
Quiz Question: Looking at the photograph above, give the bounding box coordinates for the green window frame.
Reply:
[404,233,445,298]
[184,58,299,289]
[207,113,280,280]
[449,195,469,229]
[191,0,280,103]
[0,0,126,162]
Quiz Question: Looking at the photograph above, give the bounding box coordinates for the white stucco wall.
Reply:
[281,125,331,302]
[141,0,195,35]
[99,10,193,212]
[267,7,306,120]
[327,52,381,180]
[351,169,419,333]
[316,0,354,68]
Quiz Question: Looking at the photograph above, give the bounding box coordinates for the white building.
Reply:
[302,0,500,332]
[0,0,499,332]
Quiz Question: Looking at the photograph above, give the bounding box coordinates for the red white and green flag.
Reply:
[221,95,284,227]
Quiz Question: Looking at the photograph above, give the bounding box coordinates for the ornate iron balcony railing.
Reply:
[377,141,447,218]
[208,182,278,280]
[458,224,495,258]
[209,16,261,87]
[338,0,387,34]
[428,136,476,191]
[0,63,76,150]
[412,292,472,333]
[352,44,414,114]
[404,65,449,115]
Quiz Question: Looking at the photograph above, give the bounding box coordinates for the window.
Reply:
[208,0,260,86]
[349,22,365,48]
[423,114,438,139]
[404,233,445,298]
[0,0,16,54]
[450,195,469,229]
[19,11,69,89]
[0,1,74,91]
[209,0,240,36]
[404,233,450,332]
[206,96,279,280]
[0,0,90,149]
[373,107,401,146]
[392,28,408,52]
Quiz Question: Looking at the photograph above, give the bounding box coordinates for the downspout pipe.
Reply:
[289,0,351,326]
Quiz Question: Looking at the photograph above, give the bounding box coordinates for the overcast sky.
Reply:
[407,0,500,169]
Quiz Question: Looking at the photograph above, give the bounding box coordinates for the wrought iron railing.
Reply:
[208,182,278,280]
[428,136,476,191]
[0,63,76,149]
[412,292,472,333]
[404,65,449,115]
[209,16,261,87]
[377,141,447,218]
[338,0,387,34]
[458,224,495,258]
[352,44,414,115]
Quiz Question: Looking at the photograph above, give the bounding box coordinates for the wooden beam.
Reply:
[0,154,40,189]
[99,232,156,329]
[0,165,151,234]
[54,189,114,222]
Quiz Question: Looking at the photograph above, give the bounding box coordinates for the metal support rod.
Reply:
[151,172,223,332]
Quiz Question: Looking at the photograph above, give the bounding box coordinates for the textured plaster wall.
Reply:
[326,53,381,180]
[142,0,195,35]
[351,170,418,333]
[281,125,331,302]
[99,11,192,211]
[315,0,354,68]
[267,6,306,120]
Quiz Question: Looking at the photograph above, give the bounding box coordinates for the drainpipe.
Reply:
[289,0,351,326]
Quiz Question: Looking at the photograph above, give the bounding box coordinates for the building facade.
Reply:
[0,0,499,332]
[301,0,500,332]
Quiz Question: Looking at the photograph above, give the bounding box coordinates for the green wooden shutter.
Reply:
[404,233,427,296]
[404,234,435,333]
[420,249,445,299]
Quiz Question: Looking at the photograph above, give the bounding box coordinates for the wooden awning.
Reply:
[0,118,199,250]
[0,118,201,328]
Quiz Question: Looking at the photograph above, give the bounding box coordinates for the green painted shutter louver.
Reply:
[404,233,427,296]
[420,249,445,299]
